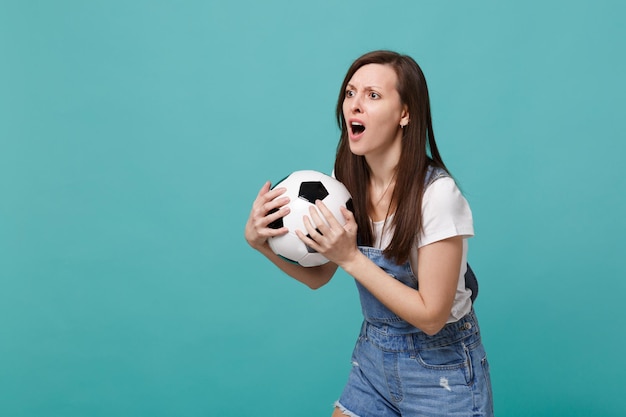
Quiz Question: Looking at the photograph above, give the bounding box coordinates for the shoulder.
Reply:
[419,176,474,247]
[423,176,465,209]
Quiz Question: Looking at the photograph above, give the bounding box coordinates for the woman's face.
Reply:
[342,63,409,158]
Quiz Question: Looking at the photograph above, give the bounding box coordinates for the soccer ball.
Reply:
[267,170,353,267]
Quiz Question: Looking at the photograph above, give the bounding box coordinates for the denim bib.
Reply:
[355,247,418,332]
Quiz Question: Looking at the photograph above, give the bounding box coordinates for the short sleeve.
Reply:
[418,177,474,248]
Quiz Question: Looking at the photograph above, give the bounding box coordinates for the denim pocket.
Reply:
[414,342,470,371]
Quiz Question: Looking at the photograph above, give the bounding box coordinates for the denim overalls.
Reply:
[335,168,494,417]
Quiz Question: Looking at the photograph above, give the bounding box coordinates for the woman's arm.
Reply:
[301,200,461,335]
[244,181,339,289]
[253,242,338,289]
[341,237,462,335]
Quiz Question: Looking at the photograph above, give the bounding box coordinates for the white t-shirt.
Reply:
[371,176,474,323]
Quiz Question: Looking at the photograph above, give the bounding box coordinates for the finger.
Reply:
[254,208,289,233]
[262,186,288,204]
[255,185,290,219]
[340,206,356,223]
[253,183,279,212]
[251,183,270,215]
[315,199,342,229]
[340,205,353,218]
[307,204,331,235]
[262,204,290,227]
[261,194,290,215]
[302,213,324,239]
[340,206,358,233]
[255,181,272,200]
[263,226,289,238]
[295,228,321,252]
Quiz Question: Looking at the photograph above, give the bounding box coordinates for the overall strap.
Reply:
[424,166,450,187]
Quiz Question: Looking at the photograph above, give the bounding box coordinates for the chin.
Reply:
[348,144,367,156]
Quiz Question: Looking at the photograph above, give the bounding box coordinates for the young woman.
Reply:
[245,50,493,417]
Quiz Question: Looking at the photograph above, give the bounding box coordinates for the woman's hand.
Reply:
[244,181,290,251]
[296,200,359,268]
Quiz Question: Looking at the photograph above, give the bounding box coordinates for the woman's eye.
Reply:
[345,90,355,98]
[369,92,380,99]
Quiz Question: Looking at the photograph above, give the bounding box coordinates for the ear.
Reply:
[399,105,410,127]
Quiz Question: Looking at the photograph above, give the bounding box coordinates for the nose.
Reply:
[349,94,363,114]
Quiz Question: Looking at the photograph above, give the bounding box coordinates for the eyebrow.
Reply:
[346,83,384,91]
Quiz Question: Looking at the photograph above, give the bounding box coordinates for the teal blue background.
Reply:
[1,1,625,416]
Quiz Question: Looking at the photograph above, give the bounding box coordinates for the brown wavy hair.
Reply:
[334,50,449,264]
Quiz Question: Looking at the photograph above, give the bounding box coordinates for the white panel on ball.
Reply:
[267,170,352,267]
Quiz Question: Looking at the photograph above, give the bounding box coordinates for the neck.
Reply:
[364,130,402,186]
[366,153,400,189]
[367,157,398,220]
[368,164,396,189]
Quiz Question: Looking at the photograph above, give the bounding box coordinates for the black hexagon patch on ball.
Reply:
[298,181,329,203]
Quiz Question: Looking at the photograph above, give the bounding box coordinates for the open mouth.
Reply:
[350,122,365,136]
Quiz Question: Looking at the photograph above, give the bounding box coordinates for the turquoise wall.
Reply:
[2,1,625,416]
